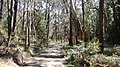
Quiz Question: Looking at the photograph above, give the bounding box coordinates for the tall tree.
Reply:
[0,0,3,21]
[8,0,13,38]
[6,0,13,47]
[45,0,50,43]
[47,1,50,39]
[69,0,73,46]
[82,0,85,41]
[22,0,26,31]
[45,0,48,20]
[12,0,18,32]
[25,0,30,49]
[99,0,104,53]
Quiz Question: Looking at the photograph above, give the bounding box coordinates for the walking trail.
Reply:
[23,42,72,67]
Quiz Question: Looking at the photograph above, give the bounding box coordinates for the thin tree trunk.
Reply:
[45,0,48,20]
[0,0,3,21]
[69,0,73,46]
[47,3,50,39]
[6,0,13,47]
[46,0,50,43]
[8,0,13,37]
[25,27,28,50]
[12,0,18,32]
[111,0,115,22]
[33,1,37,39]
[29,0,32,33]
[82,0,85,41]
[22,0,25,31]
[25,1,29,50]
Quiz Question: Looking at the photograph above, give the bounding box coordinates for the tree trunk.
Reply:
[47,2,50,39]
[111,0,115,21]
[12,0,18,32]
[82,0,85,42]
[6,0,13,47]
[22,0,25,31]
[69,0,73,46]
[0,0,3,21]
[45,0,48,20]
[99,0,104,54]
[8,0,13,37]
[46,0,50,40]
[25,1,30,50]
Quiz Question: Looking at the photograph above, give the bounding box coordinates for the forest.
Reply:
[0,0,120,67]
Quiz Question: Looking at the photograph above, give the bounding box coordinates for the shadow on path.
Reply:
[22,42,72,67]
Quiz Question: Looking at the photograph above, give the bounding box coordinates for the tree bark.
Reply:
[99,0,104,54]
[111,0,115,21]
[22,0,25,31]
[46,0,50,43]
[6,0,13,47]
[8,0,13,37]
[12,0,18,32]
[47,2,50,39]
[45,0,48,20]
[69,0,73,46]
[25,1,30,50]
[82,0,85,41]
[0,0,3,21]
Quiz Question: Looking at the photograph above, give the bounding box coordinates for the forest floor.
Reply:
[0,42,72,67]
[0,42,120,67]
[22,42,71,67]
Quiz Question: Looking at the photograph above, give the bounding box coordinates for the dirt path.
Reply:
[22,43,71,67]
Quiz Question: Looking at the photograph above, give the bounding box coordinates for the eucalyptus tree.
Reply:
[98,0,104,53]
[12,0,18,32]
[0,0,3,21]
[82,0,85,41]
[6,0,18,48]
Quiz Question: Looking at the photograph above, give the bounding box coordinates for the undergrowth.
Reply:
[61,40,120,67]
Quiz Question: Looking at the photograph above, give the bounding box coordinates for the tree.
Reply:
[45,0,50,43]
[98,0,104,53]
[69,0,73,46]
[12,0,18,32]
[0,0,3,21]
[82,0,85,41]
[22,0,26,31]
[46,0,50,40]
[6,0,13,47]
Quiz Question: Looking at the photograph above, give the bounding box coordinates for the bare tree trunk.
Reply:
[28,25,30,47]
[0,0,3,21]
[45,0,50,44]
[33,1,37,39]
[8,0,13,37]
[82,0,85,41]
[75,20,81,44]
[6,0,13,47]
[99,0,104,54]
[22,0,25,31]
[25,1,29,50]
[25,27,28,50]
[45,0,48,20]
[47,2,50,39]
[69,0,73,46]
[12,0,18,32]
[111,0,115,21]
[29,0,32,33]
